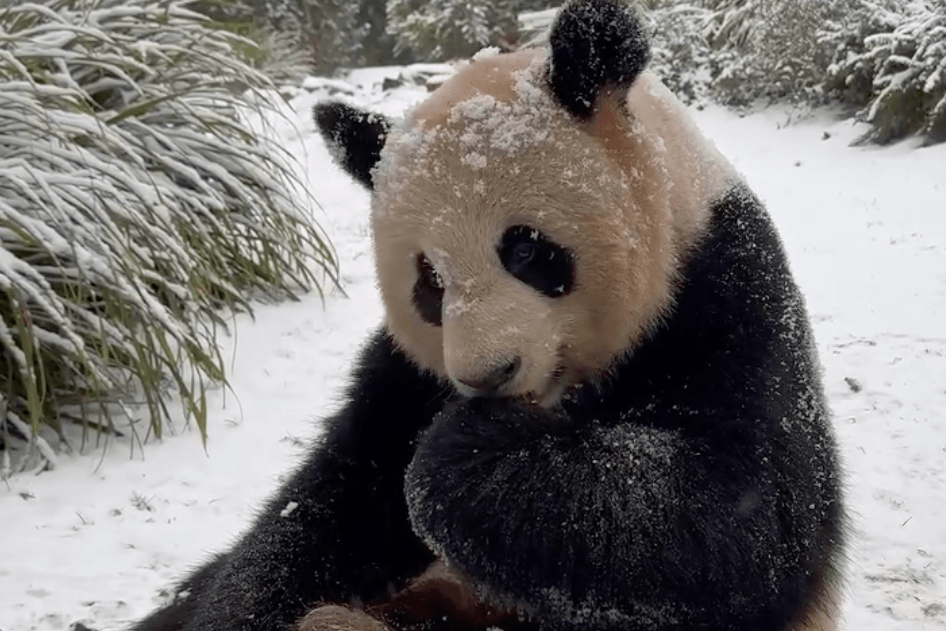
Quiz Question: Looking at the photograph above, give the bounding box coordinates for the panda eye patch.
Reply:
[413,253,443,326]
[499,225,574,297]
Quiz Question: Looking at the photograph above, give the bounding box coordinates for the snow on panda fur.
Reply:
[131,1,845,631]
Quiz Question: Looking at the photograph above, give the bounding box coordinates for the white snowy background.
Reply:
[2,67,944,631]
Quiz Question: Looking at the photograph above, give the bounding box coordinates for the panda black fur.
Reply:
[133,1,845,631]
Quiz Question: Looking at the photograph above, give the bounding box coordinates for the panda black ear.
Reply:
[547,0,651,120]
[313,102,391,190]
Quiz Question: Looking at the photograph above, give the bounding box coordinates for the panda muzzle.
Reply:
[452,356,522,398]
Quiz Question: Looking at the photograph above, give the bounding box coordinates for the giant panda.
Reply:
[132,1,845,630]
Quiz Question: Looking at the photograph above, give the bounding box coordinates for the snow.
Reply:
[2,68,946,631]
[471,46,502,62]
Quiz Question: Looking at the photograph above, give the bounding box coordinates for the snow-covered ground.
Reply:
[2,67,944,631]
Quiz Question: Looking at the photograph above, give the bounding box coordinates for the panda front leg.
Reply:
[133,329,446,631]
[405,398,830,631]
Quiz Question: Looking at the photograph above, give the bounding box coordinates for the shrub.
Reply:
[261,0,366,73]
[825,0,946,144]
[692,0,946,144]
[0,0,336,475]
[387,0,547,61]
[645,1,714,105]
[193,0,375,74]
[703,0,848,105]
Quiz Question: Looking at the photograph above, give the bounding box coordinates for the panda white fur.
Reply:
[133,1,845,630]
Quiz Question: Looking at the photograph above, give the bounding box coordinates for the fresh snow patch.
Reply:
[472,46,502,61]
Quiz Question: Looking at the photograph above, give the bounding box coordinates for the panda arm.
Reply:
[135,329,443,631]
[405,399,800,631]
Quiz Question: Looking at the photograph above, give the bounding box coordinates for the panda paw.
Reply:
[403,398,576,576]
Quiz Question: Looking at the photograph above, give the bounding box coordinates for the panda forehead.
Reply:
[399,51,573,159]
[374,88,617,220]
[374,133,620,242]
[442,76,562,158]
[407,49,549,127]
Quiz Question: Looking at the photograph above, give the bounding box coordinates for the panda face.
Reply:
[408,227,576,402]
[371,51,684,406]
[317,43,733,406]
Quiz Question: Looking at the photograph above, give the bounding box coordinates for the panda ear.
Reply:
[313,102,391,190]
[547,0,652,120]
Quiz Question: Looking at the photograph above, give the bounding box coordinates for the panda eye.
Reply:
[413,253,443,326]
[425,258,443,289]
[498,225,574,298]
[511,242,537,266]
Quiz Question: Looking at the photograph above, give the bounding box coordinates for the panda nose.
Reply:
[456,357,521,396]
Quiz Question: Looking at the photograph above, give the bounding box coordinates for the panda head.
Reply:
[315,0,731,406]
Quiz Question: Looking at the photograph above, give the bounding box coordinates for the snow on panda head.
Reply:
[316,0,734,406]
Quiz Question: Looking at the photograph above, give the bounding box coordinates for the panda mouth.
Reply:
[448,354,570,407]
[529,362,570,408]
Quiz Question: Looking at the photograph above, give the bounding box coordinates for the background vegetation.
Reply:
[0,0,336,474]
[178,0,946,140]
[645,0,946,145]
[303,0,944,145]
